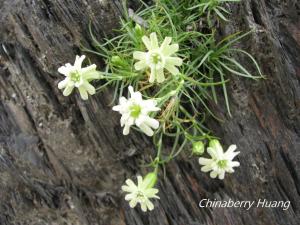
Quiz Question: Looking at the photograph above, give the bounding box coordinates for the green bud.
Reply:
[135,23,142,31]
[111,56,122,64]
[111,56,127,67]
[143,172,157,188]
[135,23,143,37]
[192,141,205,156]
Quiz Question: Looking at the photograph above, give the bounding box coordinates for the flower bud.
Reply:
[111,56,122,64]
[135,23,143,37]
[192,141,205,156]
[143,172,157,188]
[111,56,127,67]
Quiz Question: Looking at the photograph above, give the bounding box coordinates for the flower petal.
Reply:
[81,64,96,74]
[130,91,143,102]
[207,147,219,159]
[58,64,72,75]
[123,124,131,135]
[141,100,160,112]
[162,44,179,56]
[145,199,154,211]
[229,161,240,168]
[63,85,74,96]
[199,157,212,166]
[58,78,69,89]
[225,144,237,154]
[218,171,225,180]
[74,55,85,69]
[134,60,147,70]
[144,117,159,129]
[84,71,101,80]
[141,202,147,212]
[112,105,121,112]
[225,145,239,160]
[137,176,143,188]
[125,193,135,201]
[144,188,159,198]
[133,51,147,60]
[78,86,88,100]
[156,68,165,83]
[160,37,172,51]
[210,171,218,179]
[201,165,213,172]
[119,96,128,105]
[135,115,146,127]
[166,57,183,66]
[83,81,96,95]
[150,32,159,49]
[122,185,132,193]
[214,141,224,157]
[125,179,137,189]
[129,199,138,208]
[142,36,152,50]
[149,68,156,83]
[139,123,154,136]
[165,63,180,75]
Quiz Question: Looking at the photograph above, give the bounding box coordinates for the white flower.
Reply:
[112,86,160,136]
[133,32,183,83]
[58,55,101,100]
[199,140,240,180]
[122,174,160,212]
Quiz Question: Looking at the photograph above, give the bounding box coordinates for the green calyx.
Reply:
[134,24,144,37]
[209,139,221,149]
[112,56,128,67]
[144,172,158,188]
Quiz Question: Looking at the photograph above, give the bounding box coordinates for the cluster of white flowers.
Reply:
[57,33,182,99]
[121,140,240,212]
[56,32,241,213]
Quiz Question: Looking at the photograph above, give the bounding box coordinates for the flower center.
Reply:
[217,160,228,169]
[70,71,81,82]
[136,191,146,202]
[150,52,162,64]
[147,50,166,69]
[130,104,142,118]
[136,191,144,198]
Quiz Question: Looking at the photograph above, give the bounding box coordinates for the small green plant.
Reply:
[57,0,263,212]
[188,31,263,115]
[188,0,240,25]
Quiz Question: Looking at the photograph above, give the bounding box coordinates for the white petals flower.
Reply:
[112,86,160,136]
[199,140,240,180]
[133,32,183,83]
[58,55,101,100]
[122,173,160,212]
